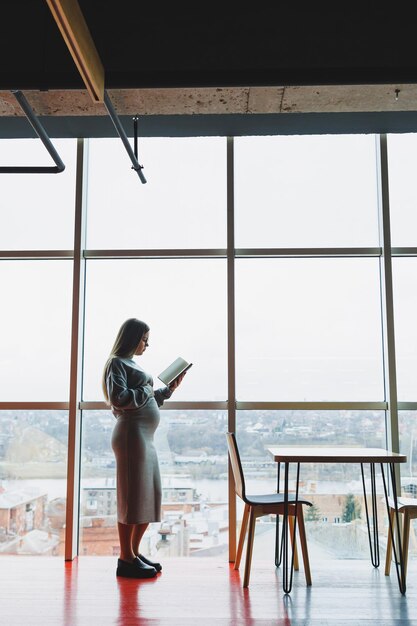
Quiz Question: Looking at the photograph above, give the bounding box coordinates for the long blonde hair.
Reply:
[102,318,150,404]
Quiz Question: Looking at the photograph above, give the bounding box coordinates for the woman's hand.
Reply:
[169,371,186,392]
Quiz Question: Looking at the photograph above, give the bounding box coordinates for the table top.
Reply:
[267,446,407,464]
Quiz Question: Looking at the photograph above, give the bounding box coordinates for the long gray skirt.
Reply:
[111,399,162,524]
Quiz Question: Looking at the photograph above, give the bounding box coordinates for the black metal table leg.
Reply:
[275,515,284,567]
[360,462,380,567]
[282,462,300,594]
[275,462,283,567]
[381,462,406,594]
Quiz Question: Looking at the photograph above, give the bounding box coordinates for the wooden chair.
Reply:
[226,432,313,588]
[385,496,417,581]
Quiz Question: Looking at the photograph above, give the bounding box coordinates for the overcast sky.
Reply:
[1,134,417,402]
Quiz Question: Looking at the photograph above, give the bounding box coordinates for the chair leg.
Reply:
[289,515,299,571]
[297,505,312,586]
[403,511,410,581]
[385,508,395,576]
[235,503,250,570]
[243,508,256,588]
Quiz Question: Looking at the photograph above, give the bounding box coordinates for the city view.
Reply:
[1,408,417,561]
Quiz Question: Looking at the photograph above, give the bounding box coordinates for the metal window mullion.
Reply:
[0,400,391,410]
[0,402,70,410]
[398,402,417,411]
[377,134,400,471]
[227,136,237,562]
[392,247,417,257]
[235,401,387,411]
[0,250,74,259]
[84,249,227,259]
[235,247,381,258]
[78,400,387,410]
[83,247,382,260]
[65,138,88,561]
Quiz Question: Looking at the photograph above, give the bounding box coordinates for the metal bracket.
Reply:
[103,91,147,184]
[133,115,140,160]
[0,90,65,174]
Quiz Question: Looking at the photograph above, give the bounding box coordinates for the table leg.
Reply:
[275,462,282,567]
[381,462,406,594]
[275,517,284,567]
[360,462,380,567]
[282,461,300,594]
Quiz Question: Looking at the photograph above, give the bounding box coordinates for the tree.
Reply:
[305,502,321,521]
[342,493,361,522]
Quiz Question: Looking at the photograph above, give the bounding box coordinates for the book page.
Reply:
[158,357,191,386]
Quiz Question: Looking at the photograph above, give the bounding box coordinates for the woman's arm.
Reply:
[106,359,153,409]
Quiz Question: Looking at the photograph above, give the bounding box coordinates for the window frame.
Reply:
[1,134,415,561]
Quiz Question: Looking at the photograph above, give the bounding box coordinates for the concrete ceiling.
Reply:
[2,3,417,137]
[1,84,415,118]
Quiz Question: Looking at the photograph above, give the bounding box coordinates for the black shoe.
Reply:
[116,558,157,579]
[137,554,162,572]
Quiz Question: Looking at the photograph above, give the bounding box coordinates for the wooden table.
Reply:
[267,446,407,594]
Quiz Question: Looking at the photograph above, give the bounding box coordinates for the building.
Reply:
[0,486,56,554]
[82,486,117,517]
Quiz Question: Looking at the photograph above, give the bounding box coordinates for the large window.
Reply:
[235,258,384,401]
[79,410,228,558]
[387,134,417,246]
[1,132,416,562]
[235,135,379,248]
[392,259,417,401]
[0,261,73,401]
[236,410,387,559]
[0,139,76,250]
[0,410,68,556]
[86,138,227,249]
[83,259,227,401]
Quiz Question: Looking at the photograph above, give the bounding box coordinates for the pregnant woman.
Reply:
[102,318,185,579]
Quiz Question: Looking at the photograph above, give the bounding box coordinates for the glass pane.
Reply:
[393,258,417,400]
[236,410,386,560]
[398,411,417,561]
[399,411,417,484]
[83,259,227,401]
[235,134,379,247]
[235,258,384,401]
[0,139,77,249]
[0,410,68,556]
[86,138,226,249]
[79,410,228,557]
[387,133,417,246]
[0,261,73,401]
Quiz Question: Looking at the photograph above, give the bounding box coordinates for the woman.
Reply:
[102,318,185,579]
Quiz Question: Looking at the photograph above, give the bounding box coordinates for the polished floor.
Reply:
[1,555,417,625]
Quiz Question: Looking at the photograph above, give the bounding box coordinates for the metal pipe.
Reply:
[133,116,138,159]
[0,90,65,174]
[103,91,146,184]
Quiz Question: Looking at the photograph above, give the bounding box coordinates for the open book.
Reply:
[158,357,193,386]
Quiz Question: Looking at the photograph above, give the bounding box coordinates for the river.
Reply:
[3,474,372,503]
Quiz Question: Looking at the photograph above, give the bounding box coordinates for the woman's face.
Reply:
[134,331,149,356]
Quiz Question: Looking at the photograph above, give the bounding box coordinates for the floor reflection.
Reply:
[116,571,160,626]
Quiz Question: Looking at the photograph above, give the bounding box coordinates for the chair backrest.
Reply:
[226,432,246,501]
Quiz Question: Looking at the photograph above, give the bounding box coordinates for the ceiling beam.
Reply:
[0,84,413,118]
[45,0,105,102]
